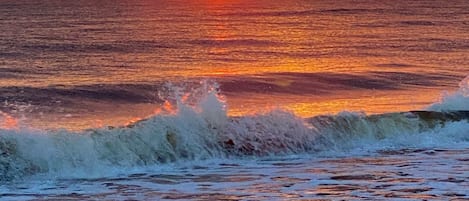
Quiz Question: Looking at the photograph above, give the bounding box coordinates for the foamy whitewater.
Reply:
[0,78,468,200]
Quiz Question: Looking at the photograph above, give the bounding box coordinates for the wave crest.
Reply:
[429,75,469,111]
[1,81,469,181]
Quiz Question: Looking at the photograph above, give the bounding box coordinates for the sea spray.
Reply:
[1,80,469,181]
[429,75,469,111]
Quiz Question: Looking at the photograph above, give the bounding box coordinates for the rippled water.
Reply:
[0,0,468,200]
[1,0,468,129]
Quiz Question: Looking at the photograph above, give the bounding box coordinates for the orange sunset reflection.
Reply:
[0,111,18,130]
[0,0,464,132]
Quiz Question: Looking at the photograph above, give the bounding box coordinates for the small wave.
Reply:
[0,84,161,110]
[219,71,459,96]
[220,8,384,17]
[1,80,469,181]
[319,8,385,14]
[374,63,414,68]
[400,20,436,26]
[187,39,280,47]
[20,40,172,54]
[218,10,317,17]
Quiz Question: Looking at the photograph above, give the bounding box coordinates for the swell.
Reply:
[219,8,386,17]
[219,72,460,96]
[0,84,161,105]
[0,71,459,116]
[186,39,281,47]
[17,40,173,54]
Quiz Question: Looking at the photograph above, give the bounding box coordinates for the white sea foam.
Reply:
[1,81,469,181]
[429,75,469,111]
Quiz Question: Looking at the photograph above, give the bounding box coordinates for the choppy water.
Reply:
[1,0,468,129]
[1,0,469,200]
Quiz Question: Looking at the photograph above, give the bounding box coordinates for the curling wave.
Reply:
[1,79,469,181]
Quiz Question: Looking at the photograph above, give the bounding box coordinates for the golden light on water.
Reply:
[0,111,18,130]
[1,2,469,201]
[0,0,466,131]
[226,87,447,118]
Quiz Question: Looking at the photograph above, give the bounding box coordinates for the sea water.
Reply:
[0,0,468,200]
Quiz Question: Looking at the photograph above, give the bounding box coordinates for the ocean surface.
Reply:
[0,0,468,200]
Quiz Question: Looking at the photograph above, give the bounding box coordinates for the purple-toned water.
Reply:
[0,0,468,200]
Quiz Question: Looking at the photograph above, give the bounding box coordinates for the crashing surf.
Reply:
[1,77,468,181]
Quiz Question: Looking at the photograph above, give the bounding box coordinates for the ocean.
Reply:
[0,0,468,200]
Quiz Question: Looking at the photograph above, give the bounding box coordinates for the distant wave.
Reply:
[400,20,436,26]
[20,40,173,54]
[219,8,385,17]
[186,39,281,47]
[0,72,459,112]
[219,71,459,95]
[1,78,469,181]
[0,84,161,110]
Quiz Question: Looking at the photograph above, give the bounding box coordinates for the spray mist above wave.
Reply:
[1,79,469,181]
[429,75,469,111]
[0,82,227,180]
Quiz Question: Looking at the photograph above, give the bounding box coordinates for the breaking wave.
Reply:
[1,78,469,181]
[429,75,469,111]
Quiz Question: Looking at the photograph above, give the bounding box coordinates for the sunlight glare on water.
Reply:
[0,0,467,129]
[0,1,468,200]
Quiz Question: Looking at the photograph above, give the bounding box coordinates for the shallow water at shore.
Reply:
[2,149,468,200]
